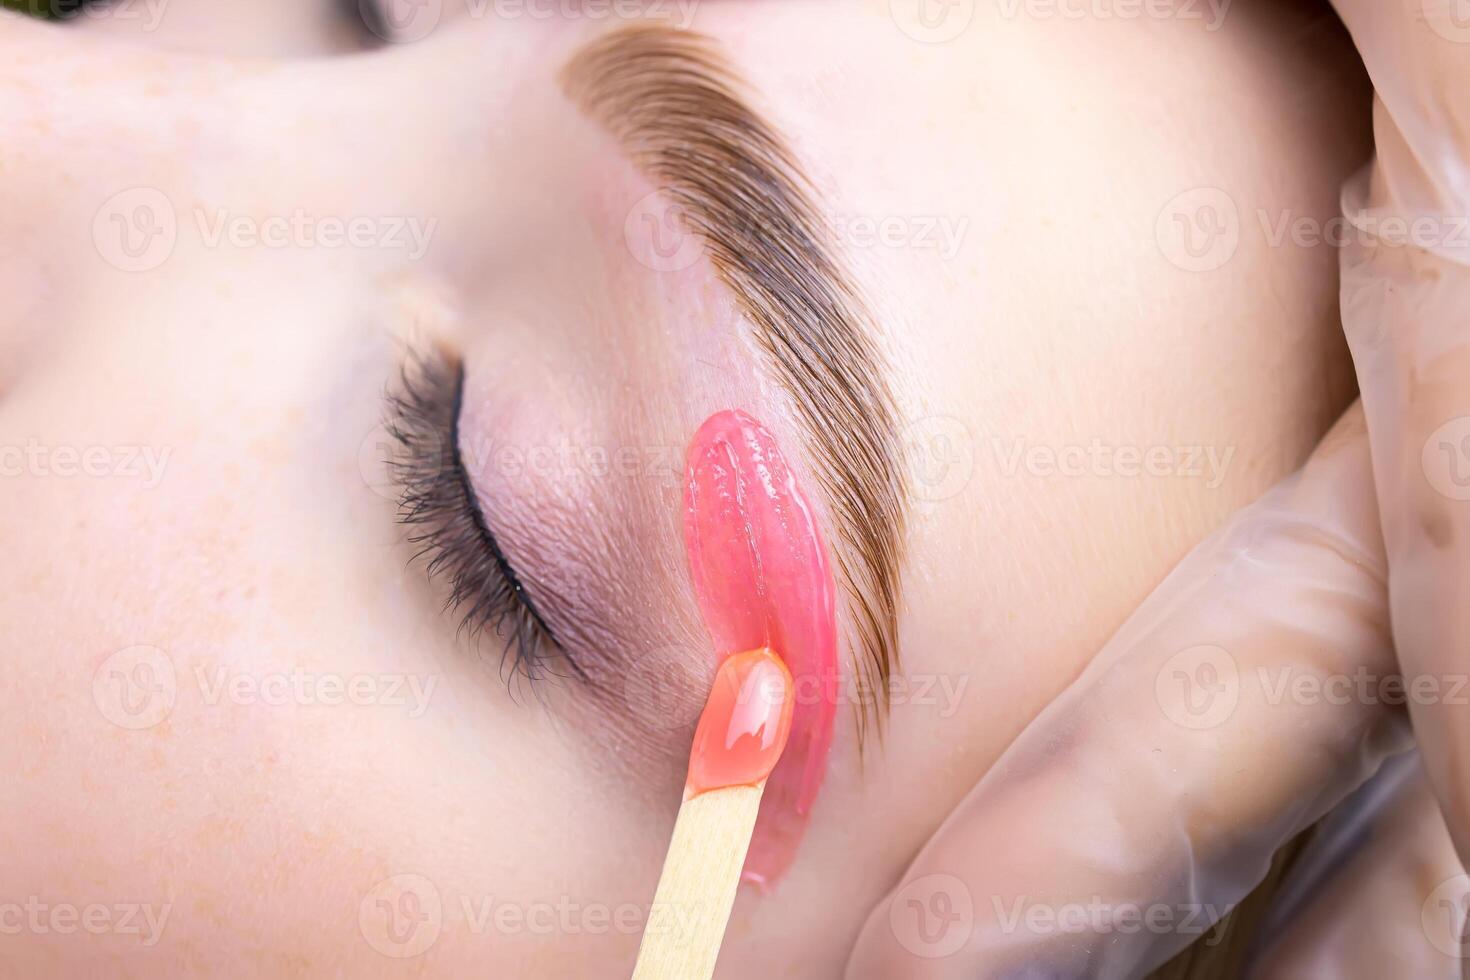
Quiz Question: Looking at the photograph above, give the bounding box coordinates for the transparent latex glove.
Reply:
[1327,0,1470,871]
[1248,753,1468,979]
[846,404,1413,979]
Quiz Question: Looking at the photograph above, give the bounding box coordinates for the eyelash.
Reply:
[386,347,563,682]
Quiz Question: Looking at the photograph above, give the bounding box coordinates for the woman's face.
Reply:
[0,2,1367,975]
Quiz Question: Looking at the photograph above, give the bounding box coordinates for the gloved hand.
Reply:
[1248,752,1467,979]
[846,403,1413,978]
[1326,0,1470,872]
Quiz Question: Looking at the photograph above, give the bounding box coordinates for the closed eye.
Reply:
[386,345,579,683]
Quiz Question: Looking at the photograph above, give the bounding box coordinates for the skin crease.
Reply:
[0,2,1368,977]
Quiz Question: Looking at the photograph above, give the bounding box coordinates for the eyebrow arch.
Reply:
[560,24,909,741]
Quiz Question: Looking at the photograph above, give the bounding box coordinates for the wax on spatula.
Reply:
[629,648,795,980]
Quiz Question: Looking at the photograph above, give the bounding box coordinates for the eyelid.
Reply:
[387,345,572,682]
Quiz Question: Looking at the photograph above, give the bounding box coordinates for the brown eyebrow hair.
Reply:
[561,24,908,740]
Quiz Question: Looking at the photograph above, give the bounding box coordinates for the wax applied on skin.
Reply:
[683,409,838,887]
[686,648,795,796]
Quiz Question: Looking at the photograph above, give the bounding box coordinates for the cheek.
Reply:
[0,356,608,973]
[0,480,657,976]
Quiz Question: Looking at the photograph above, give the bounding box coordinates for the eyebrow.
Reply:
[561,24,908,741]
